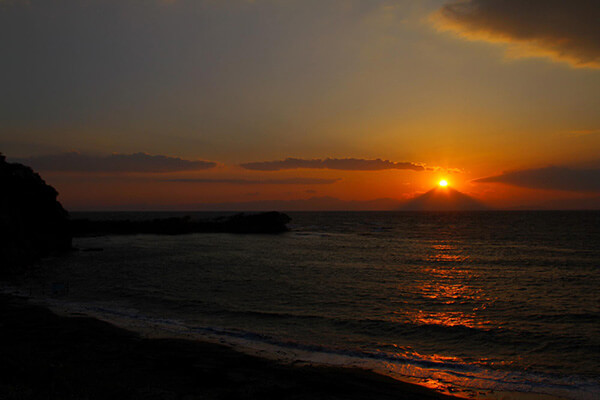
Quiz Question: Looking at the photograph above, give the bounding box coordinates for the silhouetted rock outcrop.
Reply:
[0,154,72,269]
[400,187,488,211]
[70,211,291,236]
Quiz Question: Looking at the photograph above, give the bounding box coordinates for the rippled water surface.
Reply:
[12,211,600,399]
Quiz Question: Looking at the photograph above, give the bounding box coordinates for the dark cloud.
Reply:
[474,166,600,192]
[436,0,600,68]
[13,152,216,173]
[240,158,425,171]
[163,178,340,185]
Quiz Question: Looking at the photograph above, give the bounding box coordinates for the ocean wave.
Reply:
[212,308,599,354]
[56,299,600,400]
[7,289,597,400]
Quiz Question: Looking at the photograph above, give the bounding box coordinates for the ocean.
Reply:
[6,211,600,399]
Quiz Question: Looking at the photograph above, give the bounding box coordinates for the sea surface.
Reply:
[6,211,600,399]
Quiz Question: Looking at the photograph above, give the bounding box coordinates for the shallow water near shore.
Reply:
[7,211,600,399]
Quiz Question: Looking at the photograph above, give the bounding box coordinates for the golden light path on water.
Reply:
[376,237,572,399]
[382,238,519,399]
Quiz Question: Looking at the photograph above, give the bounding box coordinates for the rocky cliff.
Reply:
[0,154,72,269]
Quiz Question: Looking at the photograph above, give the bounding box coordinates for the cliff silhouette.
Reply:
[0,154,72,269]
[400,187,488,211]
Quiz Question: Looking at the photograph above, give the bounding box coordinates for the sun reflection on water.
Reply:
[379,238,515,397]
[404,239,496,330]
[427,242,469,263]
[412,310,493,329]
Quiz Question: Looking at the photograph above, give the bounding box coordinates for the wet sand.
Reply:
[0,294,462,400]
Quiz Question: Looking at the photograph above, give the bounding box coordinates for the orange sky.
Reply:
[2,0,599,210]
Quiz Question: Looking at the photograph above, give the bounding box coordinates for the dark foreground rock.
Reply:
[0,294,461,400]
[0,154,71,269]
[70,211,291,236]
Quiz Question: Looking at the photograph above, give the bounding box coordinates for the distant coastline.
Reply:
[64,197,600,212]
[70,211,291,236]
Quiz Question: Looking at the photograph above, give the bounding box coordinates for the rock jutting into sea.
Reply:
[0,154,72,270]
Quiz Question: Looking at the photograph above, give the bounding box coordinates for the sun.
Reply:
[439,179,448,187]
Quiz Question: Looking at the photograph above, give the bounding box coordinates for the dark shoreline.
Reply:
[0,294,462,400]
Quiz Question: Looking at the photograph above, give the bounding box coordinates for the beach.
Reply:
[0,293,461,400]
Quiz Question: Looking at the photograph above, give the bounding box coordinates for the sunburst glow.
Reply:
[439,180,448,187]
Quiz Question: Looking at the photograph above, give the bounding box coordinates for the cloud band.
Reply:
[162,178,340,185]
[474,166,600,192]
[240,158,425,171]
[14,152,217,173]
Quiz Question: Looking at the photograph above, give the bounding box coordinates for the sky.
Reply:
[1,0,600,210]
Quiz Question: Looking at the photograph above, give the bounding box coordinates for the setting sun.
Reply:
[439,180,448,187]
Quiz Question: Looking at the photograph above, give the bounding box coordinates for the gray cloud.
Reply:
[240,158,425,171]
[163,177,340,185]
[13,152,216,173]
[436,0,600,68]
[474,166,600,192]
